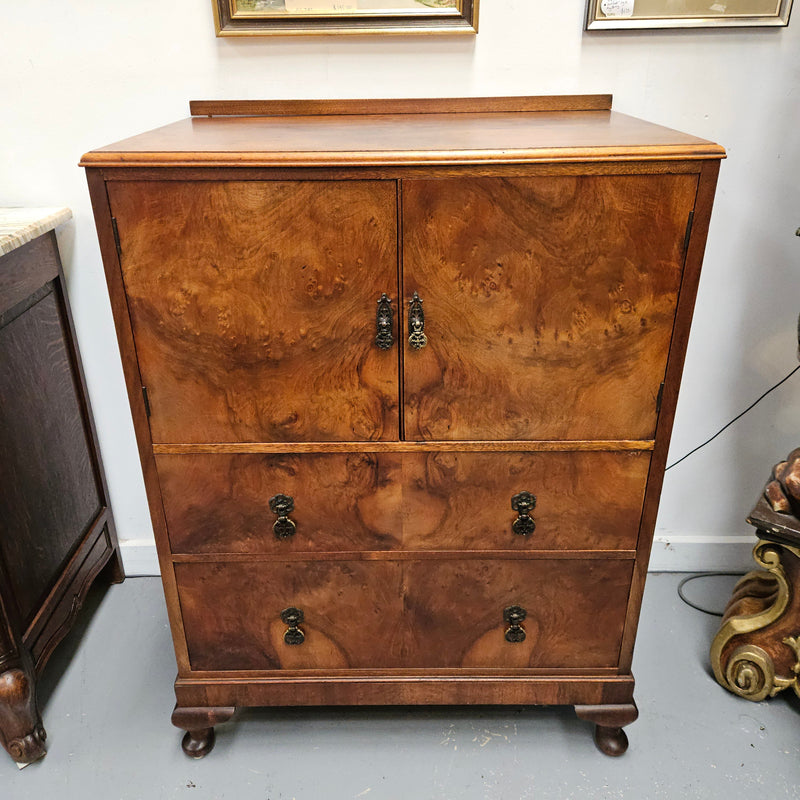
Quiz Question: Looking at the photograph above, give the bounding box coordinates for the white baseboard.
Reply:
[119,535,759,577]
[648,534,756,572]
[119,540,161,577]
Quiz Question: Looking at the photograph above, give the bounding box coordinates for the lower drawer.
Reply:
[175,558,633,672]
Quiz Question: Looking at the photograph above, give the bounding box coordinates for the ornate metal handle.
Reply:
[504,605,527,643]
[281,607,305,645]
[408,291,428,350]
[375,293,394,350]
[511,491,537,536]
[269,493,296,540]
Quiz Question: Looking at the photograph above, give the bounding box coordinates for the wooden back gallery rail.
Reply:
[81,96,724,758]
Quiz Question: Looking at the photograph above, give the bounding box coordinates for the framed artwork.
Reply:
[213,0,479,35]
[586,0,793,29]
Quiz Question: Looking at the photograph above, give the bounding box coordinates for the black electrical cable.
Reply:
[666,364,800,471]
[676,572,745,616]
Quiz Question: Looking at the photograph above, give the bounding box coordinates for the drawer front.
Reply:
[402,173,697,441]
[176,561,404,671]
[175,559,632,672]
[158,452,403,554]
[401,450,648,551]
[403,559,633,669]
[108,180,399,444]
[159,451,647,554]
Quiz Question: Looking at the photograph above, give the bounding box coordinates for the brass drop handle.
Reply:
[375,293,394,350]
[511,491,536,537]
[504,605,527,643]
[408,291,428,350]
[281,607,305,645]
[269,493,296,540]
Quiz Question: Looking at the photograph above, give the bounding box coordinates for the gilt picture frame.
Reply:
[213,0,479,35]
[586,0,793,29]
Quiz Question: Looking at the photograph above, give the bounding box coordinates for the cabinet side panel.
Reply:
[0,290,101,627]
[85,169,193,674]
[619,160,721,671]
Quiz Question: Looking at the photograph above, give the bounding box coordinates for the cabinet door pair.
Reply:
[109,174,696,444]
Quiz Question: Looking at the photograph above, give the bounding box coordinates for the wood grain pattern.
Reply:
[399,451,649,551]
[158,453,403,554]
[157,451,648,554]
[108,180,399,443]
[175,559,632,671]
[86,169,194,675]
[176,561,405,671]
[189,96,614,117]
[0,289,102,628]
[403,559,633,668]
[175,674,635,709]
[80,111,725,169]
[402,174,697,441]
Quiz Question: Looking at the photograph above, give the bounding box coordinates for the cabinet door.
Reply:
[402,175,697,441]
[109,180,399,443]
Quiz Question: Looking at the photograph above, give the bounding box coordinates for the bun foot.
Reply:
[594,724,629,757]
[172,705,235,759]
[181,727,215,759]
[575,701,637,757]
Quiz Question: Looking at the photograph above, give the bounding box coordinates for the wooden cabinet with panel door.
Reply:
[83,95,723,757]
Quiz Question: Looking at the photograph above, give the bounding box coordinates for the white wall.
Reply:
[2,1,798,573]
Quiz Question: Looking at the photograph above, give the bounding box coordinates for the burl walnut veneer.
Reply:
[82,96,724,757]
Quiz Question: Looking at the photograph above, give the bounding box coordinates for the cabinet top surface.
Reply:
[80,97,724,169]
[0,207,71,257]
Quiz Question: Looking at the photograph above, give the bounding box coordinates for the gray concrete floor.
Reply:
[2,573,798,799]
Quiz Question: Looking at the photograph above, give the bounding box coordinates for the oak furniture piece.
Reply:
[0,209,123,765]
[82,96,724,757]
[712,449,800,702]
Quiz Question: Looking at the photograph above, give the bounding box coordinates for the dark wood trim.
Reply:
[189,96,614,118]
[25,521,113,671]
[0,236,59,316]
[45,229,123,586]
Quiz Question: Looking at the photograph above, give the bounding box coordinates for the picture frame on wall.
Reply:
[586,0,793,29]
[212,0,479,35]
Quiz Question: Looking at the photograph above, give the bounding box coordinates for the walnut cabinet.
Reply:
[82,96,724,757]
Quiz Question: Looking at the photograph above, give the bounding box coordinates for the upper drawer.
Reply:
[108,180,399,444]
[402,174,698,441]
[157,450,649,554]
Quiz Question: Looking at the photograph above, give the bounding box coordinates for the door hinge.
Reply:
[111,217,122,260]
[683,211,695,255]
[142,386,151,418]
[656,382,665,415]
